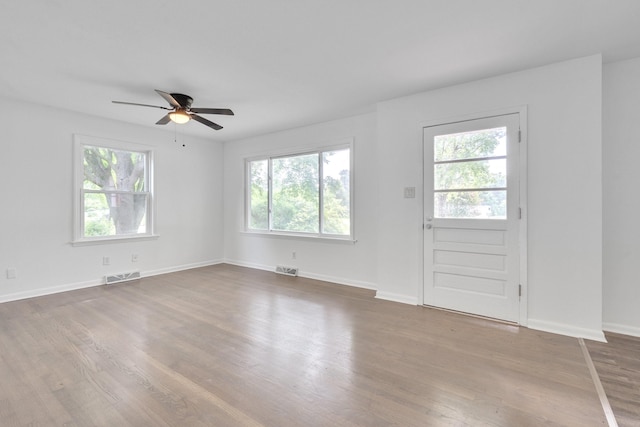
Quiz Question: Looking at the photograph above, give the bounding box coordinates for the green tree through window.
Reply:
[79,142,152,239]
[247,146,352,237]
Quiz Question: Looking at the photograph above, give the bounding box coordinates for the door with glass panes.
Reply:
[423,114,520,322]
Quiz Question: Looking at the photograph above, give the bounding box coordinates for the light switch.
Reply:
[404,187,416,198]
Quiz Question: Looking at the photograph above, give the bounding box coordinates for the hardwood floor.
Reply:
[0,264,615,426]
[586,332,640,427]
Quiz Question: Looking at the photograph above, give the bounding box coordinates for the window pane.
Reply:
[83,146,146,191]
[435,158,506,190]
[322,149,350,235]
[272,154,319,233]
[434,127,506,162]
[84,193,115,236]
[111,193,148,234]
[434,190,506,219]
[248,160,269,230]
[84,192,148,236]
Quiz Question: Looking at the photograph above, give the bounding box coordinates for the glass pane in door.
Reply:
[434,127,506,161]
[434,190,506,219]
[434,126,507,219]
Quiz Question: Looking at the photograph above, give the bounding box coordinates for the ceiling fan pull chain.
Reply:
[174,122,185,147]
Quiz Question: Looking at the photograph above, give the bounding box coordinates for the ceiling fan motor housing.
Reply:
[171,93,193,109]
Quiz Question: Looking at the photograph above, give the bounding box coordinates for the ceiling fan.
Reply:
[112,89,234,130]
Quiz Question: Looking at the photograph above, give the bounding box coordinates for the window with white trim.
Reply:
[74,135,154,243]
[246,143,353,239]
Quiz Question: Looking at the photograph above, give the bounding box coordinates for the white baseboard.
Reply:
[143,259,224,278]
[299,271,376,291]
[223,259,377,291]
[0,279,104,304]
[375,291,418,306]
[527,318,606,342]
[0,259,224,304]
[603,322,640,338]
[223,259,274,273]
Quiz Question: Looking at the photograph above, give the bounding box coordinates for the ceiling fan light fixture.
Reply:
[169,110,190,124]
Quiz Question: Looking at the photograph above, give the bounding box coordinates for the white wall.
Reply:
[0,97,225,302]
[223,113,378,289]
[3,54,624,341]
[376,55,604,340]
[223,56,605,340]
[602,57,640,337]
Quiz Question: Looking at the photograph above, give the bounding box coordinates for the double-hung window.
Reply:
[246,142,353,239]
[73,135,154,243]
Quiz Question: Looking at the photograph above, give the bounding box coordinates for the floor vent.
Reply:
[275,265,299,277]
[105,271,141,285]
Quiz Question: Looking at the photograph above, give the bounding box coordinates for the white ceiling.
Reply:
[2,1,640,142]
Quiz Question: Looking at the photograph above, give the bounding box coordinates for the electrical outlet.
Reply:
[103,256,110,266]
[132,254,139,262]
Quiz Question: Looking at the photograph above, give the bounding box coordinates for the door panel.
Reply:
[423,114,520,322]
[434,272,505,296]
[434,250,505,271]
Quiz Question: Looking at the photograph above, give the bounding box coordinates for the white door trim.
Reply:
[419,106,528,326]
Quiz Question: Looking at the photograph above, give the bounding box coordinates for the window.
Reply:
[74,135,154,243]
[247,143,352,239]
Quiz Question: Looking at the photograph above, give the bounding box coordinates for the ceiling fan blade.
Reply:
[156,114,171,125]
[112,100,171,110]
[155,89,181,108]
[191,113,223,130]
[190,107,234,116]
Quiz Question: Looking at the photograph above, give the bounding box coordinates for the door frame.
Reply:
[419,106,528,326]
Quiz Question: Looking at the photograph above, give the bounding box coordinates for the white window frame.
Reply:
[245,139,354,241]
[72,134,157,245]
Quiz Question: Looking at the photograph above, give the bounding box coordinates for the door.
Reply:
[423,114,521,322]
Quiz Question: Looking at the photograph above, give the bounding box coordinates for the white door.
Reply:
[423,114,521,322]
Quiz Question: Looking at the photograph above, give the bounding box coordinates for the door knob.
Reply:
[425,224,432,230]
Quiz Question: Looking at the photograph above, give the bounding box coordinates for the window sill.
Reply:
[240,230,357,244]
[71,234,160,246]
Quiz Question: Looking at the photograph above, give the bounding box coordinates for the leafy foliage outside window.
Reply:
[434,128,507,219]
[80,144,151,238]
[248,147,351,237]
[322,150,350,234]
[248,160,269,230]
[272,153,320,232]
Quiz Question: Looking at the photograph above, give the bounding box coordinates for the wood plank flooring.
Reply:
[0,264,617,426]
[586,332,640,427]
